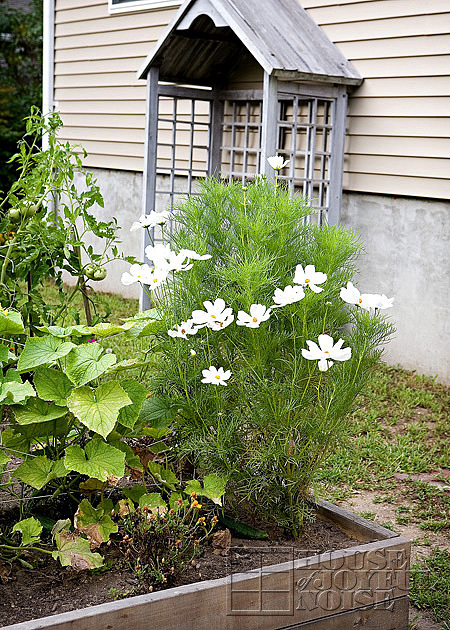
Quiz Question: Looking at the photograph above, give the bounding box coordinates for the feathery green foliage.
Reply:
[147,178,394,535]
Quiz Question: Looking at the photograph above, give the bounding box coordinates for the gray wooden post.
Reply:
[209,87,224,178]
[260,72,278,181]
[140,65,159,312]
[327,87,347,226]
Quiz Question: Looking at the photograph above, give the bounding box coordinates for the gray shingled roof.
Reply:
[138,0,362,86]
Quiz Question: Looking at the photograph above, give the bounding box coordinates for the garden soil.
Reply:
[0,515,356,626]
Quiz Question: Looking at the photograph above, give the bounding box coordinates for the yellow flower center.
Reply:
[215,375,221,380]
[153,278,158,283]
[305,278,310,283]
[252,317,258,322]
[210,314,216,319]
[325,351,330,354]
[359,298,363,303]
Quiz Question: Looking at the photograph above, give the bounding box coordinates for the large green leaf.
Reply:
[17,336,76,372]
[12,517,43,546]
[14,417,70,440]
[0,428,30,459]
[185,474,227,506]
[0,344,8,363]
[37,325,89,337]
[14,456,67,490]
[34,367,74,405]
[0,450,10,472]
[64,439,125,481]
[123,484,146,505]
[117,380,147,429]
[0,309,24,335]
[74,499,118,548]
[0,376,35,404]
[12,398,68,425]
[137,394,177,430]
[64,344,117,387]
[52,528,103,570]
[83,322,135,338]
[108,439,143,472]
[67,381,131,438]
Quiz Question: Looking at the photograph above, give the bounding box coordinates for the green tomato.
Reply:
[23,202,38,218]
[8,208,21,223]
[84,264,107,281]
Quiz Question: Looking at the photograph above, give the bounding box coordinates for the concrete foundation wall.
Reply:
[341,192,449,384]
[83,168,449,384]
[70,168,144,300]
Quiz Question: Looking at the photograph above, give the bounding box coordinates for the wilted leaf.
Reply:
[64,344,117,387]
[67,381,131,438]
[74,499,118,549]
[79,478,107,495]
[64,439,125,482]
[52,529,103,570]
[117,499,133,518]
[12,517,42,546]
[17,337,76,372]
[131,446,155,471]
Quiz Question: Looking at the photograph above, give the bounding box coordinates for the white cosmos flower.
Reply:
[236,304,272,328]
[130,210,170,231]
[272,285,305,308]
[301,334,352,371]
[201,365,232,386]
[191,298,234,331]
[146,267,169,290]
[121,263,155,286]
[168,319,199,339]
[340,282,394,312]
[267,155,290,171]
[145,244,211,273]
[293,264,327,293]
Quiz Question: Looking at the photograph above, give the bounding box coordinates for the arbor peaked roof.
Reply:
[138,0,362,86]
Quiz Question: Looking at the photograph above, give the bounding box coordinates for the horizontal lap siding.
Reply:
[54,0,450,199]
[303,0,450,199]
[54,0,180,171]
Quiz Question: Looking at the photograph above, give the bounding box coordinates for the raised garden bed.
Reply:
[1,499,410,630]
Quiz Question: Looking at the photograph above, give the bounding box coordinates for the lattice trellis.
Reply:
[155,94,212,209]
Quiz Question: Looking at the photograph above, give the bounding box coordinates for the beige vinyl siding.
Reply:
[303,0,450,199]
[54,0,178,171]
[54,0,450,199]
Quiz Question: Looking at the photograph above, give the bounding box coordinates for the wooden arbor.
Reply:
[138,0,362,227]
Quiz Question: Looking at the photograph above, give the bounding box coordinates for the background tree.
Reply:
[0,0,42,195]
